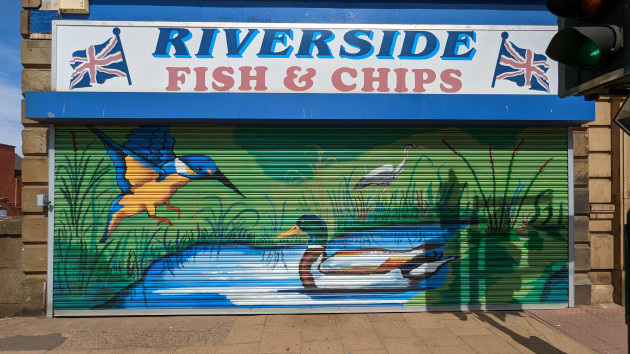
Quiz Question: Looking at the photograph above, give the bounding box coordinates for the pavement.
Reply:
[0,304,624,353]
[528,304,626,354]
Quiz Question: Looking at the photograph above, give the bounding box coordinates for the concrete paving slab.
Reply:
[401,312,445,329]
[339,329,386,351]
[428,345,476,354]
[523,317,594,353]
[223,324,263,345]
[381,336,432,353]
[299,339,344,354]
[172,346,218,354]
[333,313,374,331]
[298,314,334,327]
[215,342,259,354]
[431,311,471,321]
[258,332,300,353]
[367,313,404,322]
[459,334,521,354]
[262,315,301,333]
[484,323,544,345]
[299,327,340,342]
[509,339,567,354]
[371,320,416,338]
[415,327,466,348]
[129,348,176,354]
[441,319,495,336]
[232,316,266,327]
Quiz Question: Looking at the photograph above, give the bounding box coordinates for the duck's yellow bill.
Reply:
[277,225,303,238]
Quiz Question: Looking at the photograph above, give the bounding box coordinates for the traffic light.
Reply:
[545,0,628,97]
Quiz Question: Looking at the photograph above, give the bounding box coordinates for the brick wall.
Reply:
[0,217,24,317]
[0,145,22,216]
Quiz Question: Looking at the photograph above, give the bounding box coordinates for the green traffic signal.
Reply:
[545,0,624,96]
[576,38,602,66]
[546,26,621,70]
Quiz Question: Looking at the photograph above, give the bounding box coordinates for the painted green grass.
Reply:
[412,139,568,306]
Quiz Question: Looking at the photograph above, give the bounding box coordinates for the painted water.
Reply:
[107,223,464,309]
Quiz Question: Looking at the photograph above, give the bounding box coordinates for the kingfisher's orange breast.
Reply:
[124,156,191,206]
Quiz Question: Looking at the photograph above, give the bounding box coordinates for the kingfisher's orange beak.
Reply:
[413,145,427,149]
[277,225,303,238]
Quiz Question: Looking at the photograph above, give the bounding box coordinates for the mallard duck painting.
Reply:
[104,215,469,309]
[277,214,461,290]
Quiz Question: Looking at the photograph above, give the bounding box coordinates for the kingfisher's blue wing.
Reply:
[87,125,167,193]
[124,126,176,169]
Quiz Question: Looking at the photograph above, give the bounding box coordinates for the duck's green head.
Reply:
[277,214,327,245]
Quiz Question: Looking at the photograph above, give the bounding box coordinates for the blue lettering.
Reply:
[296,30,335,58]
[196,29,219,58]
[441,31,476,60]
[257,29,294,58]
[340,30,374,59]
[398,31,439,60]
[225,29,260,58]
[153,28,192,58]
[376,31,399,59]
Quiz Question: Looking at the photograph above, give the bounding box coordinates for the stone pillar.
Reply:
[583,99,617,304]
[20,0,52,316]
[573,124,591,304]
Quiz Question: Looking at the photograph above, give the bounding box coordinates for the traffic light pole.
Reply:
[625,208,629,351]
[613,98,630,350]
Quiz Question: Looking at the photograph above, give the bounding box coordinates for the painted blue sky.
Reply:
[0,1,23,156]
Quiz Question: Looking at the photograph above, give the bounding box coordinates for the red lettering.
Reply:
[394,68,408,93]
[165,67,190,91]
[284,66,316,92]
[362,68,390,92]
[440,69,462,93]
[239,66,268,91]
[331,67,357,92]
[212,67,234,91]
[412,69,436,93]
[193,67,208,91]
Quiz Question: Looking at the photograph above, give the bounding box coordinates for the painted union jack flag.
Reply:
[69,28,131,90]
[491,32,550,93]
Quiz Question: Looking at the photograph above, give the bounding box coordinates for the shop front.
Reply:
[25,2,593,316]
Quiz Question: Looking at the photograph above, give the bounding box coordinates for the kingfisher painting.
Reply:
[87,125,245,243]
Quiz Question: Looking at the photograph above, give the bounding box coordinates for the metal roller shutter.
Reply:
[53,125,569,314]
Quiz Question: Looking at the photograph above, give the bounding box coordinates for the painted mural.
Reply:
[53,125,569,311]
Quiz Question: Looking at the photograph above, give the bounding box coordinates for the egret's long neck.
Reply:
[393,146,412,174]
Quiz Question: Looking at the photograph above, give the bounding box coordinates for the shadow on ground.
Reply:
[0,333,67,351]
